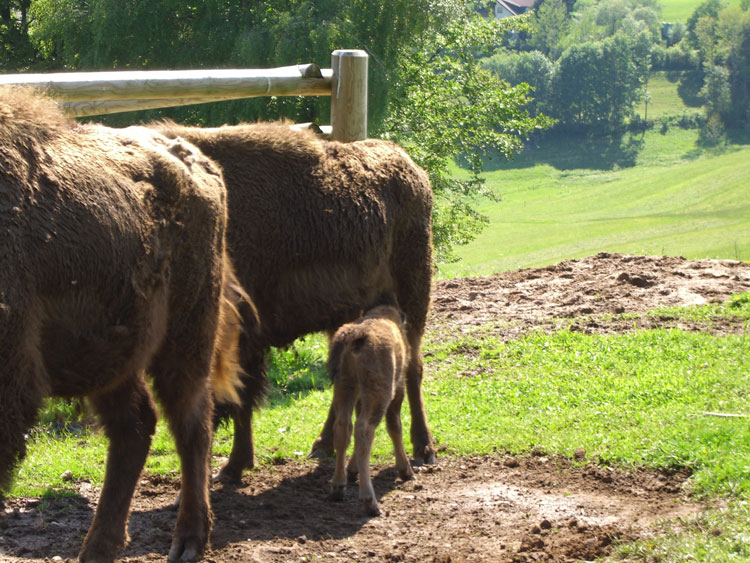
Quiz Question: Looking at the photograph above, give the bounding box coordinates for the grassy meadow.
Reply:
[660,0,743,22]
[438,68,749,278]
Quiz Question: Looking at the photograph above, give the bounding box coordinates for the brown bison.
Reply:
[155,121,436,481]
[327,304,414,516]
[0,87,244,562]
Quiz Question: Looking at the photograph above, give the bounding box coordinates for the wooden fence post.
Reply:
[330,49,368,142]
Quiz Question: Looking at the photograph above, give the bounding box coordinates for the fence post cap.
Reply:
[331,49,368,58]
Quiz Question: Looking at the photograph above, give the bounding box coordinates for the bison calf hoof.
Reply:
[215,462,247,485]
[398,467,415,482]
[362,497,381,517]
[328,485,346,502]
[308,439,335,459]
[413,446,437,466]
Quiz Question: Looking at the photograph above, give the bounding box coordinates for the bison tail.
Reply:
[327,336,349,385]
[212,296,245,406]
[212,261,260,406]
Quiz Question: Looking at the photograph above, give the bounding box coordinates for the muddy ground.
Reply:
[2,253,749,562]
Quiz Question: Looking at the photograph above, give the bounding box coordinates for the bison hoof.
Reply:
[167,536,205,562]
[215,463,245,485]
[308,439,335,459]
[308,448,333,460]
[328,485,346,502]
[412,446,437,466]
[362,498,381,517]
[398,467,415,482]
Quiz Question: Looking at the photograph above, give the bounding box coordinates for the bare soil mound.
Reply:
[431,252,750,338]
[2,253,748,563]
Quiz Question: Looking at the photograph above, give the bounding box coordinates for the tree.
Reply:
[481,50,555,116]
[550,32,647,130]
[527,0,569,58]
[0,0,34,70]
[687,0,727,47]
[382,13,553,260]
[717,6,750,125]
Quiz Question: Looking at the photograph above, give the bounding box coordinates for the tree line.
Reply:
[480,0,750,140]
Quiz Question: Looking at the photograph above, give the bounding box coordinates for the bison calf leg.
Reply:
[79,374,157,563]
[353,412,382,517]
[309,403,336,459]
[385,389,414,482]
[329,402,353,502]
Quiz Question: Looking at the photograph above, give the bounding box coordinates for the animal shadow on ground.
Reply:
[0,462,407,560]
[209,461,408,549]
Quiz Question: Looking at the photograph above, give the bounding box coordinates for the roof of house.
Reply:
[496,0,535,16]
[505,0,536,8]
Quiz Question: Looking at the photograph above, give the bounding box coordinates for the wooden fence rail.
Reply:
[0,49,368,142]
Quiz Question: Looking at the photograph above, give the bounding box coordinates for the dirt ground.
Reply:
[2,253,749,563]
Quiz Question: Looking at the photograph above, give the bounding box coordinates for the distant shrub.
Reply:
[677,110,706,129]
[651,45,700,70]
[699,113,727,146]
[659,116,670,134]
[628,113,654,132]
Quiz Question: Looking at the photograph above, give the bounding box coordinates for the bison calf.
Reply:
[327,305,415,516]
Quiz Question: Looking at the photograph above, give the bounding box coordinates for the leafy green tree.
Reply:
[480,50,555,116]
[716,6,750,125]
[382,14,553,260]
[528,0,569,58]
[687,0,727,46]
[0,0,34,70]
[700,63,732,118]
[550,32,648,130]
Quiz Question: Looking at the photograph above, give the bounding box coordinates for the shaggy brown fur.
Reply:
[327,305,414,516]
[155,120,436,481]
[0,87,240,562]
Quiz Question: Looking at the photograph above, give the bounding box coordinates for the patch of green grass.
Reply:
[424,328,750,497]
[608,500,750,562]
[636,71,696,120]
[13,430,108,498]
[660,0,743,23]
[265,332,330,403]
[439,129,750,278]
[648,292,750,324]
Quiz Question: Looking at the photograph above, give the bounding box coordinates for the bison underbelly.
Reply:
[257,260,394,346]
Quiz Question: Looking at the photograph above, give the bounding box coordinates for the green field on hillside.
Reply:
[660,0,742,22]
[438,128,750,278]
[636,71,701,120]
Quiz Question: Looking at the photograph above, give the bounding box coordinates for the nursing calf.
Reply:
[327,305,414,516]
[0,87,241,562]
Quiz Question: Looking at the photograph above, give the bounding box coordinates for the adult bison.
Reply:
[0,87,242,562]
[156,121,436,481]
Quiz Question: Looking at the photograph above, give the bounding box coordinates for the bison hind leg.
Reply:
[79,373,158,562]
